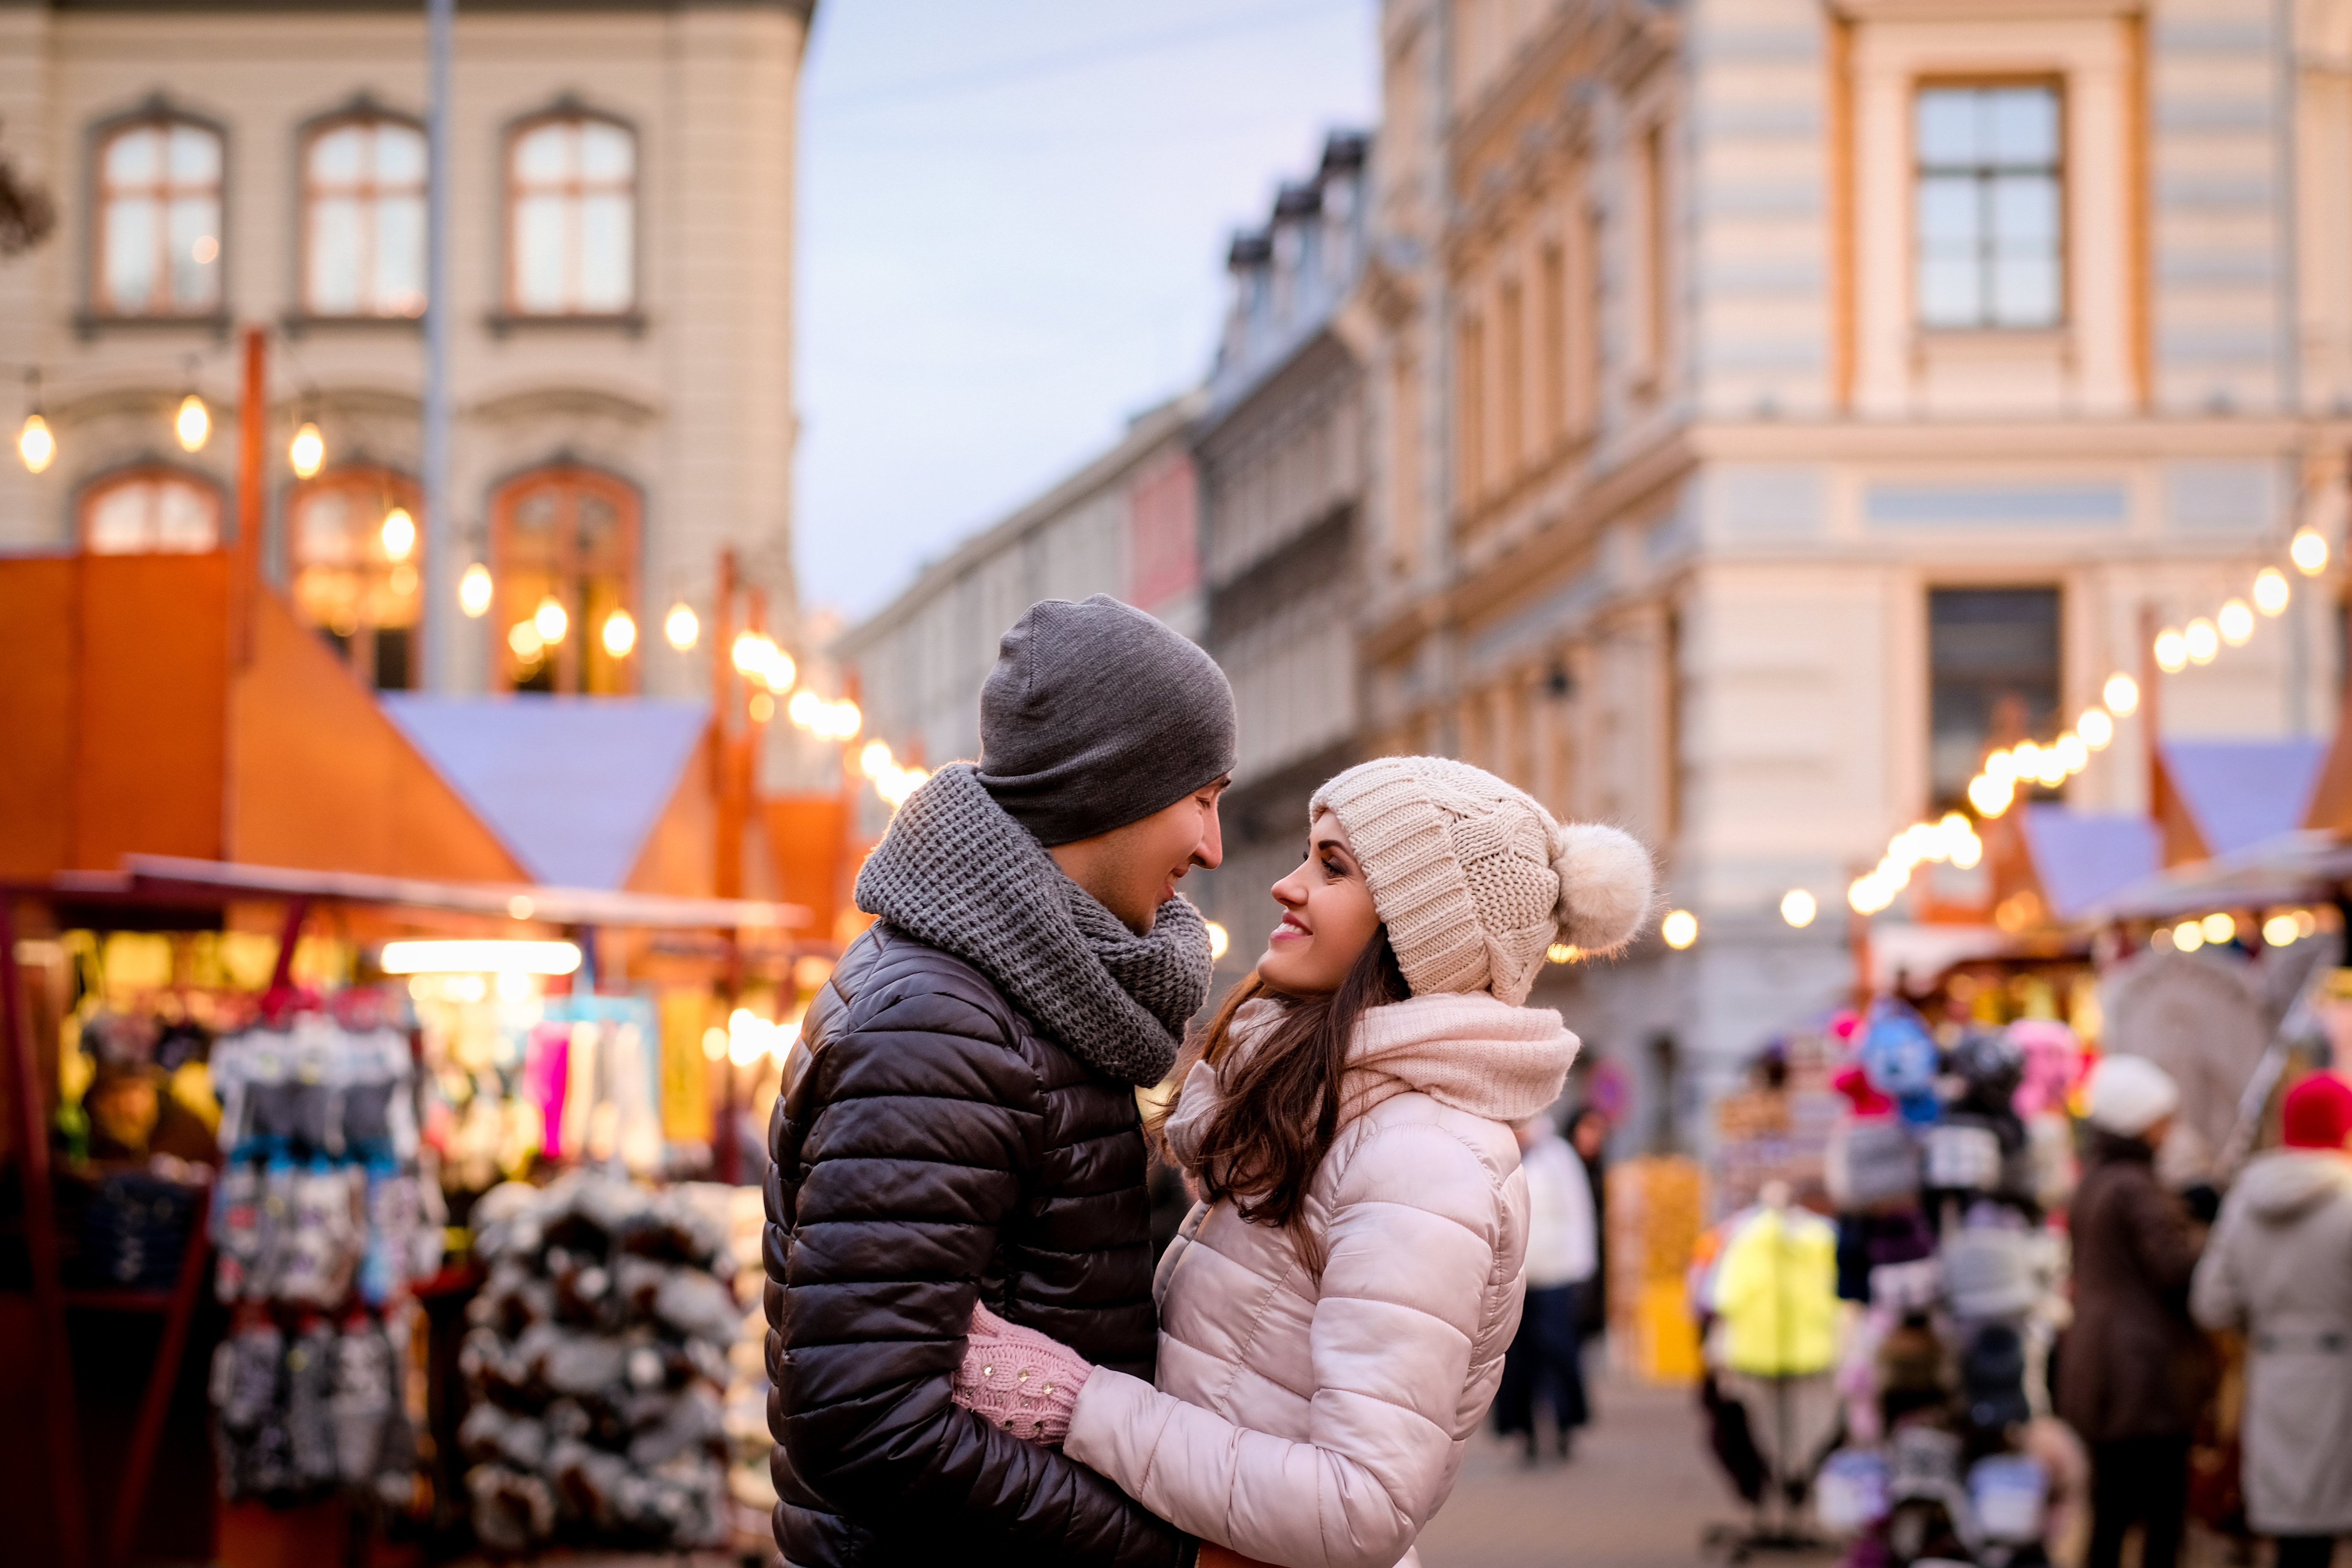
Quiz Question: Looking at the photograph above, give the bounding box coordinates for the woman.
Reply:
[951,756,1653,1568]
[2192,1072,2352,1568]
[1491,1112,1597,1461]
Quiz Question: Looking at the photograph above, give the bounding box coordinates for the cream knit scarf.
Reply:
[1163,991,1581,1177]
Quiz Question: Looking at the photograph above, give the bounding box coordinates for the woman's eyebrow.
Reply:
[1312,836,1353,864]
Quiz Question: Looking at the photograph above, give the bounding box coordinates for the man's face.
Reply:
[1049,776,1229,933]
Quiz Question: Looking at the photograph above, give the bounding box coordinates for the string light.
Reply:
[174,393,209,452]
[2103,673,2140,715]
[18,413,54,473]
[2200,912,2236,945]
[2184,618,2219,664]
[601,609,636,657]
[288,422,325,479]
[508,620,544,661]
[533,595,567,643]
[663,603,699,650]
[855,737,929,807]
[2154,628,2188,673]
[380,507,416,561]
[1780,889,1817,928]
[2292,529,2330,574]
[1661,910,1699,949]
[1546,942,1582,964]
[2253,568,2290,615]
[1849,812,1984,914]
[2217,598,2254,646]
[730,632,796,692]
[459,564,494,617]
[2078,709,2115,749]
[788,689,861,741]
[1205,922,1230,961]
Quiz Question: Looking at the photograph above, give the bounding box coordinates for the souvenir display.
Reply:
[455,1174,739,1553]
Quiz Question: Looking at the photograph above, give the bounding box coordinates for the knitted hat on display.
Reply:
[2083,1054,2180,1138]
[975,595,1237,847]
[2281,1071,2352,1150]
[1308,756,1653,1006]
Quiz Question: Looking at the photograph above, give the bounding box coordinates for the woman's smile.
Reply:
[1270,911,1311,943]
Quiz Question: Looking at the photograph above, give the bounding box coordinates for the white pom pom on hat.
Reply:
[1309,755,1657,1006]
[1552,822,1655,956]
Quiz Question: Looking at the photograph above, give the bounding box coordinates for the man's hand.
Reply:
[1198,1546,1279,1568]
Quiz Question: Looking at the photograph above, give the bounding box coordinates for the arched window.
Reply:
[507,114,635,316]
[289,468,424,690]
[81,468,223,553]
[96,115,224,316]
[492,466,639,694]
[302,115,427,318]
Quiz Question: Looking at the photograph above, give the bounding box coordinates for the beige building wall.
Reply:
[0,0,809,700]
[1370,0,2351,1151]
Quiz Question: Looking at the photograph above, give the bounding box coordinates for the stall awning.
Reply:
[21,853,808,931]
[2080,829,2352,923]
[2019,806,2160,920]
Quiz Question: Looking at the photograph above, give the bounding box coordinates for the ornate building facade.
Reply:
[0,0,813,700]
[1365,0,2352,1148]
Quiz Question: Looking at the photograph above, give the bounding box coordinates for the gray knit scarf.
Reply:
[854,762,1211,1085]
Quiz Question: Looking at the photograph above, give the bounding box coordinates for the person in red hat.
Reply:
[2194,1072,2352,1568]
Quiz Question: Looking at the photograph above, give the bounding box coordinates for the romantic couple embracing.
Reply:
[762,595,1655,1568]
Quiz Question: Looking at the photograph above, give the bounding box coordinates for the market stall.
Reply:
[0,855,807,1568]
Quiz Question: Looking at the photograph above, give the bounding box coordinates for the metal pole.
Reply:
[423,0,456,691]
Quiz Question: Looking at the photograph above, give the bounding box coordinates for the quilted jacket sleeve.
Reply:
[1064,1119,1513,1568]
[766,957,1195,1568]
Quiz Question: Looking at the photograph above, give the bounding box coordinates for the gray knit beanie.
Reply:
[975,595,1237,847]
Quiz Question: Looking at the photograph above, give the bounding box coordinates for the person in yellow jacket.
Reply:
[1709,1184,1843,1499]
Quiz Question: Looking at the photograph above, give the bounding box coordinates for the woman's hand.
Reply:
[951,1301,1093,1446]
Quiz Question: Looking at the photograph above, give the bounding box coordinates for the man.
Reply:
[2059,1054,2211,1568]
[765,595,1231,1568]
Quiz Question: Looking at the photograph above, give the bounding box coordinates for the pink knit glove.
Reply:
[952,1301,1092,1446]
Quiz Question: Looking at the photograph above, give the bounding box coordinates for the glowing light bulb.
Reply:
[2184,618,2219,664]
[2292,529,2330,575]
[860,740,894,778]
[601,609,636,657]
[1968,773,2015,817]
[2104,673,2140,715]
[1205,922,1230,961]
[459,563,493,617]
[508,620,545,660]
[2218,598,2254,646]
[380,507,416,561]
[534,595,568,643]
[2254,568,2290,615]
[2200,912,2236,945]
[2154,629,2188,673]
[1780,890,1817,928]
[18,413,54,473]
[2263,913,2300,946]
[1661,909,1699,950]
[663,603,699,650]
[2079,709,2115,749]
[174,393,209,452]
[749,692,775,723]
[2172,920,2205,953]
[1546,942,1580,964]
[288,422,325,479]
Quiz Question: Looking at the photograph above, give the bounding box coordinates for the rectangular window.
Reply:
[1928,587,2061,806]
[97,119,223,315]
[1915,84,2063,330]
[1640,125,1668,377]
[1538,244,1566,444]
[1498,278,1524,478]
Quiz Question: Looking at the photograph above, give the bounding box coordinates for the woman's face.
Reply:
[1258,808,1383,996]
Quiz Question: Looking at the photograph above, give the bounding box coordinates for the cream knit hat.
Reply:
[1308,756,1654,1006]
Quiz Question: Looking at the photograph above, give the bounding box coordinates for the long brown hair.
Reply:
[1148,929,1409,1272]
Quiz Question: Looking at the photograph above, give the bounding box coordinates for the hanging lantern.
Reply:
[175,393,210,452]
[18,413,55,474]
[288,421,325,479]
[458,564,494,618]
[601,609,637,657]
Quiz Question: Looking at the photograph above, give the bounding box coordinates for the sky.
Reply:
[793,0,1381,623]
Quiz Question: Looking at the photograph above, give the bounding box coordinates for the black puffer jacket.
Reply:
[764,922,1197,1568]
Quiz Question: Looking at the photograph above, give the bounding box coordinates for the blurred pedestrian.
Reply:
[2192,1072,2352,1568]
[2059,1054,2212,1568]
[1568,1104,1612,1341]
[1494,1113,1598,1460]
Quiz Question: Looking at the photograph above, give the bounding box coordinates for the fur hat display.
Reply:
[1308,756,1653,1006]
[2082,1054,2180,1138]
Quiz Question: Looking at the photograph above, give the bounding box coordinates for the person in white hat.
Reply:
[948,756,1654,1568]
[2058,1054,2211,1568]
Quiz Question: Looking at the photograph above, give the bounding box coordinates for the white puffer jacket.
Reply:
[1065,992,1579,1568]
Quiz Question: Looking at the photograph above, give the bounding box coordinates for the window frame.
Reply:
[76,463,227,555]
[500,106,641,322]
[488,462,644,696]
[285,464,427,691]
[86,103,230,322]
[295,105,429,324]
[1910,75,2069,334]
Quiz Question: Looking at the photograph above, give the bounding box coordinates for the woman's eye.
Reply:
[1321,858,1346,879]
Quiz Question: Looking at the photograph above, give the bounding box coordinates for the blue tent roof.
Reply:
[2019,806,2160,919]
[381,695,708,890]
[2161,737,2328,857]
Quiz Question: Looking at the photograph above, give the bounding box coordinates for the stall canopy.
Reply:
[2020,806,2161,920]
[2155,737,2329,863]
[384,695,713,892]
